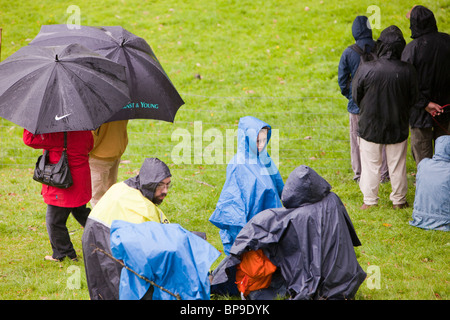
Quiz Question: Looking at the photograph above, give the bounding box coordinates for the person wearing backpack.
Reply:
[338,15,389,184]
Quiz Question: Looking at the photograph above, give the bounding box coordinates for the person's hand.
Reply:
[425,102,443,117]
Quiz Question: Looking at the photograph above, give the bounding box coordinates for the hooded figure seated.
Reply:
[410,135,450,231]
[211,165,366,300]
[209,116,284,255]
[82,157,172,300]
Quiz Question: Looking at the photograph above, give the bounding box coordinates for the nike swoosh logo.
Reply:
[55,113,72,121]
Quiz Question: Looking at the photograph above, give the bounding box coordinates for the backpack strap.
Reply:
[349,43,364,56]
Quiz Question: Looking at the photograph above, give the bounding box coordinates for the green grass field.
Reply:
[0,0,449,300]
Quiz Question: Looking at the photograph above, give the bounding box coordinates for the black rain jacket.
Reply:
[352,25,418,144]
[401,5,450,128]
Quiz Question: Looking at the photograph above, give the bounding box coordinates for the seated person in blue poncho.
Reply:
[209,116,284,255]
[410,135,450,231]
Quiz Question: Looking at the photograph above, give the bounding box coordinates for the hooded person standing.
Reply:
[211,165,366,300]
[338,15,389,183]
[209,116,284,255]
[401,5,450,166]
[352,25,418,209]
[410,135,450,231]
[82,157,171,300]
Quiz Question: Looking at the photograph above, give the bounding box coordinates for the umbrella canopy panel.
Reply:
[30,25,184,123]
[0,43,130,134]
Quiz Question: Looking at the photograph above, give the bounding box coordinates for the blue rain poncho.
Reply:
[209,116,284,255]
[110,220,221,300]
[410,135,450,231]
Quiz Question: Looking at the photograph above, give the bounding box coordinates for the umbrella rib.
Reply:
[34,63,65,133]
[57,60,128,128]
[0,58,50,96]
[3,62,55,134]
[122,49,181,121]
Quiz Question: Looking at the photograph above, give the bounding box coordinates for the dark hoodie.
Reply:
[352,25,418,144]
[401,5,450,128]
[338,16,376,114]
[211,165,366,300]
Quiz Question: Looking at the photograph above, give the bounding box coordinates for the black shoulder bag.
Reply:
[33,132,73,189]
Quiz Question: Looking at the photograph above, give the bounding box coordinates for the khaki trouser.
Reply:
[359,138,408,206]
[89,157,121,207]
[349,113,389,181]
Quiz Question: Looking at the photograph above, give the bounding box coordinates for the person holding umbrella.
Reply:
[0,43,131,261]
[27,25,186,207]
[23,130,93,262]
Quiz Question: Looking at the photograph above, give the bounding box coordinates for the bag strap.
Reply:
[63,132,67,151]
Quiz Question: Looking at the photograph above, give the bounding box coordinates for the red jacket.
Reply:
[23,130,93,208]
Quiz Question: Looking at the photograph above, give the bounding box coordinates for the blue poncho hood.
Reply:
[209,116,284,255]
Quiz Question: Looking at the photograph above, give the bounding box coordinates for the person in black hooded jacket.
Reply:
[352,25,418,209]
[338,15,389,183]
[401,5,450,166]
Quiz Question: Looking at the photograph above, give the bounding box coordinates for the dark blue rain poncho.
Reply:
[209,116,284,255]
[211,165,366,300]
[410,135,450,231]
[110,220,221,300]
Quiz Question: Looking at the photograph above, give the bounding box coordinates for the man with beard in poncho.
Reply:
[209,116,284,255]
[82,158,171,300]
[211,165,366,300]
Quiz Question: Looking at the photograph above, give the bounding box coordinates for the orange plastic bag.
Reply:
[235,249,277,297]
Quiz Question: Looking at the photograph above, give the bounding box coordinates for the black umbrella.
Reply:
[0,43,130,134]
[29,24,184,123]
